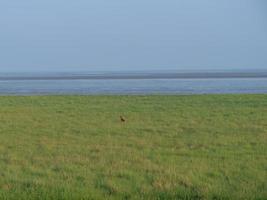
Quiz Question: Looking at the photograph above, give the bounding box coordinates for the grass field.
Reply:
[0,95,266,200]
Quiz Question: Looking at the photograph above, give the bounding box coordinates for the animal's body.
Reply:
[120,116,126,122]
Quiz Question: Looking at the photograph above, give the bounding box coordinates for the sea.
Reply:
[0,71,267,95]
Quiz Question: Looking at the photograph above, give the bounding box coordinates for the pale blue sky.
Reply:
[0,0,267,72]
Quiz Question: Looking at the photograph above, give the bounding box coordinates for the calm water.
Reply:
[0,78,267,95]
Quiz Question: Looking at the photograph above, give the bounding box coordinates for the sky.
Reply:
[0,0,267,72]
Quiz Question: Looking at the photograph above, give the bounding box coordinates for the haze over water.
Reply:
[1,71,267,95]
[1,0,266,73]
[1,1,266,95]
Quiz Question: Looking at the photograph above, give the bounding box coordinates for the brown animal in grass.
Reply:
[120,116,126,122]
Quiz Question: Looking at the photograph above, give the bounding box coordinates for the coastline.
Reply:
[1,71,267,81]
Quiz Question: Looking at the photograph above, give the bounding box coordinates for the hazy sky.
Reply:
[0,0,267,72]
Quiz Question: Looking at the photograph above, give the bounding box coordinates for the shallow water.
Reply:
[0,78,267,95]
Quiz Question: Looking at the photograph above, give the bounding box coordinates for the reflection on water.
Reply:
[0,78,267,95]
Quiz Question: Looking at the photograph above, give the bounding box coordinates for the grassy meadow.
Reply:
[0,95,266,200]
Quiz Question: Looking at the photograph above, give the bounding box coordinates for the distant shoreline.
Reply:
[1,71,267,81]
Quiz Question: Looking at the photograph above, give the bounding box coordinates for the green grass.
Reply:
[0,95,266,200]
